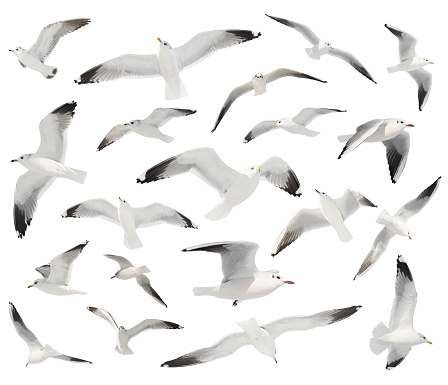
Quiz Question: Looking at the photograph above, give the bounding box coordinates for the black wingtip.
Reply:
[396,256,413,282]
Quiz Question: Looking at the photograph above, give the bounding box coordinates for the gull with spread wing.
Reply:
[61,197,197,250]
[136,148,301,221]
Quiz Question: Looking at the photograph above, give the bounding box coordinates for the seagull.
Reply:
[272,188,377,256]
[12,101,86,238]
[161,305,361,366]
[28,241,88,295]
[337,118,414,183]
[385,24,433,111]
[244,108,346,143]
[266,14,376,83]
[86,307,183,355]
[354,177,441,280]
[136,147,301,221]
[97,108,196,151]
[9,19,90,78]
[61,197,197,250]
[105,254,167,308]
[183,241,295,306]
[9,302,92,365]
[75,29,261,99]
[370,257,432,369]
[211,69,327,132]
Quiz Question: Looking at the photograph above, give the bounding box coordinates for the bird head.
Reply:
[319,41,333,53]
[274,118,291,128]
[9,47,24,57]
[243,165,262,179]
[419,333,432,345]
[420,57,434,66]
[28,278,43,289]
[11,154,32,164]
[157,38,172,49]
[315,189,331,200]
[126,120,142,126]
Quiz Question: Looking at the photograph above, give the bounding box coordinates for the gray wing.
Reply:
[338,119,384,158]
[262,306,361,339]
[29,19,91,62]
[293,108,346,126]
[52,355,92,364]
[385,24,418,61]
[75,54,161,84]
[182,241,259,283]
[36,101,77,162]
[9,302,43,350]
[408,68,432,111]
[386,346,412,370]
[243,120,279,143]
[104,254,133,269]
[264,68,327,84]
[395,176,441,222]
[389,257,417,331]
[327,48,376,83]
[211,82,254,133]
[128,319,183,340]
[161,331,250,367]
[260,157,302,197]
[136,148,239,197]
[47,241,89,285]
[265,15,319,44]
[143,108,196,127]
[61,198,120,225]
[132,203,197,229]
[86,307,119,332]
[353,227,396,280]
[35,264,51,278]
[334,188,377,220]
[174,30,261,71]
[271,208,329,256]
[14,171,56,238]
[97,124,132,151]
[383,131,410,183]
[135,274,168,308]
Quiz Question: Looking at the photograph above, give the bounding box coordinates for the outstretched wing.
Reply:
[128,319,183,340]
[265,15,320,44]
[386,346,412,370]
[61,198,120,225]
[136,275,168,308]
[9,302,43,350]
[243,120,279,143]
[383,131,410,183]
[97,124,132,151]
[133,203,197,229]
[327,48,376,83]
[293,108,346,126]
[47,241,89,284]
[384,24,418,62]
[260,157,302,196]
[143,108,196,127]
[264,68,326,84]
[334,188,377,220]
[338,119,383,158]
[86,306,119,332]
[408,68,432,111]
[104,254,133,269]
[35,264,51,279]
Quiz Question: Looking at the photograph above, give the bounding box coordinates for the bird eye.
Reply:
[401,121,403,124]
[164,43,167,46]
[21,156,23,159]
[277,276,280,279]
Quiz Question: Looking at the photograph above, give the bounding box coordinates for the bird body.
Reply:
[117,198,143,249]
[12,49,57,78]
[387,57,431,73]
[113,266,150,280]
[305,40,332,60]
[251,73,267,95]
[237,318,276,361]
[376,209,410,237]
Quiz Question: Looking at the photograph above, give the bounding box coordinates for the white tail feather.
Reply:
[138,266,150,274]
[124,231,143,250]
[66,168,87,184]
[165,80,188,100]
[337,134,352,142]
[335,224,353,242]
[204,201,233,221]
[115,345,133,355]
[376,209,391,225]
[387,65,400,73]
[193,287,213,296]
[305,48,320,60]
[40,66,57,79]
[370,322,390,354]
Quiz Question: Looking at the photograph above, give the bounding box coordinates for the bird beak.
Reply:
[274,357,277,364]
[9,50,13,52]
[110,276,115,279]
[27,285,33,288]
[330,46,334,49]
[283,280,295,284]
[315,189,321,194]
[124,123,128,126]
[409,235,412,240]
[157,38,162,43]
[119,197,122,201]
[273,124,277,128]
[429,62,434,64]
[406,124,414,127]
[25,363,28,367]
[427,340,433,344]
[11,159,17,162]
[256,167,261,171]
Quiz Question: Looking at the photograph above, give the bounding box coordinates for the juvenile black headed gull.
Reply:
[12,101,86,238]
[28,241,88,295]
[370,257,431,369]
[183,241,295,306]
[385,24,433,111]
[212,69,327,132]
[266,14,376,83]
[9,302,92,365]
[272,188,376,256]
[244,108,346,143]
[105,254,167,308]
[61,197,197,250]
[75,29,261,99]
[162,306,361,366]
[338,118,414,183]
[136,148,301,221]
[97,108,196,151]
[9,19,90,78]
[87,307,182,355]
[354,177,441,280]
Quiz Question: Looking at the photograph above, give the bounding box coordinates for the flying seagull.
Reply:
[266,14,376,83]
[61,197,197,249]
[75,29,261,99]
[9,19,90,78]
[97,108,196,150]
[136,147,302,220]
[354,176,441,280]
[12,101,86,238]
[28,241,88,295]
[212,69,327,132]
[370,257,432,369]
[86,307,182,355]
[244,107,345,143]
[337,118,414,183]
[162,306,361,366]
[272,188,376,256]
[9,302,92,365]
[385,24,433,111]
[105,254,168,308]
[183,241,295,306]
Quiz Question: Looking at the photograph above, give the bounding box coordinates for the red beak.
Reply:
[406,124,414,127]
[409,236,412,240]
[110,276,115,279]
[283,280,295,284]
[429,62,434,64]
[315,189,320,194]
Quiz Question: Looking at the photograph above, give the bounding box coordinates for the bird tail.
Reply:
[204,201,233,221]
[66,168,87,184]
[335,224,353,242]
[387,65,400,73]
[115,345,134,355]
[301,129,320,137]
[124,231,143,250]
[41,66,58,79]
[337,134,352,142]
[305,48,320,60]
[165,79,188,100]
[193,287,213,296]
[159,133,175,143]
[376,209,391,226]
[44,344,60,357]
[138,265,151,274]
[370,322,390,355]
[70,289,88,295]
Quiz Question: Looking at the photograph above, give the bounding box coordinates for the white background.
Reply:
[1,0,446,383]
